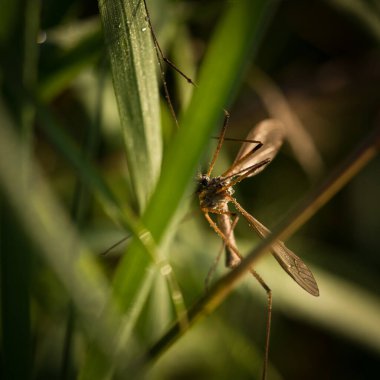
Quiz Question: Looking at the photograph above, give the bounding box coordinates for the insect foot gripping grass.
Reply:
[196,113,319,380]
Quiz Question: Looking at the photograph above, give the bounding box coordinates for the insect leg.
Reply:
[205,213,240,290]
[203,210,272,380]
[249,269,272,380]
[141,0,197,128]
[216,159,271,196]
[203,210,240,267]
[206,110,231,177]
[100,234,131,256]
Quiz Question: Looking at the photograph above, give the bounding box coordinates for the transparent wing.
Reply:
[251,215,319,296]
[223,119,285,178]
[231,198,319,296]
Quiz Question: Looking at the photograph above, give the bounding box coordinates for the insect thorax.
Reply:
[196,174,234,211]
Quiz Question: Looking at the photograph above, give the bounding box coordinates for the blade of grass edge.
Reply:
[98,0,162,213]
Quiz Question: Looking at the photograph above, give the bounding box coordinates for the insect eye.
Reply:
[196,176,209,193]
[201,177,209,186]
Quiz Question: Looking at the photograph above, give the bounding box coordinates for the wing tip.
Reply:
[310,287,320,297]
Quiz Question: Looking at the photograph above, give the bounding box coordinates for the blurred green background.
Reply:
[1,0,380,379]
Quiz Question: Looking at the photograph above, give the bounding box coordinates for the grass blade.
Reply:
[0,104,131,377]
[99,0,162,212]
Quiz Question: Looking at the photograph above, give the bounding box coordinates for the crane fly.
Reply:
[196,112,319,380]
[138,0,319,301]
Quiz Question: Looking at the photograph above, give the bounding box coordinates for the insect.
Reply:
[196,112,319,379]
[140,1,318,298]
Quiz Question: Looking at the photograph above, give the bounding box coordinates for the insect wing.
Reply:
[254,216,319,296]
[224,119,285,178]
[246,213,319,296]
[274,246,320,296]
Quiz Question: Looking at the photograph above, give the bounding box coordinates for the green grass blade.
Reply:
[99,0,162,212]
[0,1,40,378]
[0,105,130,375]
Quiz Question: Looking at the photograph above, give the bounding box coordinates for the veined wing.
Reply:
[223,119,285,178]
[231,197,319,296]
[251,215,319,296]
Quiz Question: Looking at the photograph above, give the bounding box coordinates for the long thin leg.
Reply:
[203,211,272,380]
[215,158,270,197]
[141,0,197,129]
[205,214,240,290]
[206,110,230,176]
[142,0,196,86]
[100,235,130,256]
[203,211,240,265]
[249,269,272,380]
[221,141,263,178]
[141,0,179,127]
[204,243,224,291]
